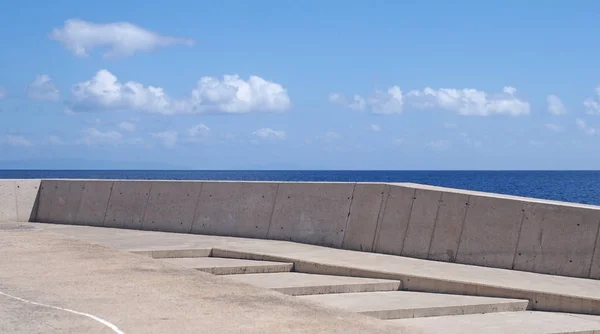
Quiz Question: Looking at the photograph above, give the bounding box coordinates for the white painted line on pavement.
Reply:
[0,290,125,334]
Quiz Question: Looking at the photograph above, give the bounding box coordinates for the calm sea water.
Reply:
[1,170,599,205]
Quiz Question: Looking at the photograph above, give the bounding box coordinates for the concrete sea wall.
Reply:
[0,179,41,223]
[1,178,599,280]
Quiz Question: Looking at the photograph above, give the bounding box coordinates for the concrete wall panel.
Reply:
[428,192,470,262]
[590,233,600,279]
[341,184,386,252]
[141,181,202,233]
[456,196,525,269]
[373,185,415,255]
[72,181,113,226]
[267,182,354,248]
[15,179,40,222]
[104,181,151,229]
[0,180,17,221]
[401,189,442,259]
[35,179,57,222]
[514,202,600,277]
[191,182,278,238]
[37,180,84,224]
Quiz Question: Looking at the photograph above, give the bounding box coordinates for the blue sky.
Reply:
[1,0,600,170]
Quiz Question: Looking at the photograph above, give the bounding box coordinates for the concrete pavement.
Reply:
[0,222,405,334]
[35,222,600,315]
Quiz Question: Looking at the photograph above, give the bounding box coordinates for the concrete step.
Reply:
[388,311,600,334]
[298,291,529,320]
[161,257,293,275]
[225,272,401,296]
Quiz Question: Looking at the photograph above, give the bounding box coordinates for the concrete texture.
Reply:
[342,183,386,252]
[0,180,17,221]
[162,257,294,275]
[388,311,600,333]
[514,202,600,277]
[268,182,354,248]
[103,180,152,229]
[373,185,415,255]
[191,181,278,238]
[427,192,469,262]
[225,272,401,296]
[5,178,600,279]
[141,181,202,233]
[298,291,529,320]
[456,195,525,269]
[36,180,84,224]
[591,235,600,279]
[132,248,212,259]
[0,222,404,334]
[73,180,113,226]
[39,224,600,315]
[401,188,441,259]
[15,179,40,222]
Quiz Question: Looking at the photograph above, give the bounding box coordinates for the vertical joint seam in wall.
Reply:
[371,184,390,252]
[139,182,154,230]
[188,182,204,234]
[454,195,472,261]
[101,182,115,228]
[588,219,600,278]
[341,183,357,247]
[265,183,280,239]
[29,180,41,222]
[70,181,82,224]
[426,192,444,257]
[399,188,418,255]
[511,203,527,270]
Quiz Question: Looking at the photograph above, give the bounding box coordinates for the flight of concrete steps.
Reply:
[158,256,600,333]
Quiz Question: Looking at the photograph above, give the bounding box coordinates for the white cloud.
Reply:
[189,75,291,113]
[408,87,530,116]
[0,87,6,99]
[253,128,286,140]
[576,118,596,136]
[427,140,450,149]
[50,19,194,58]
[331,87,403,114]
[584,87,600,115]
[369,87,404,114]
[152,131,178,148]
[333,86,529,116]
[348,95,367,111]
[118,121,136,132]
[69,70,291,114]
[503,86,517,95]
[370,124,382,132]
[79,127,122,146]
[547,95,566,115]
[545,123,563,132]
[188,123,210,137]
[328,93,344,104]
[27,75,60,101]
[3,135,32,147]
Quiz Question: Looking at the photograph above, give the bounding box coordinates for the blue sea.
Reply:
[1,170,599,206]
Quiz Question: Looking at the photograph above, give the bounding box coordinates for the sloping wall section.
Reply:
[8,178,600,280]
